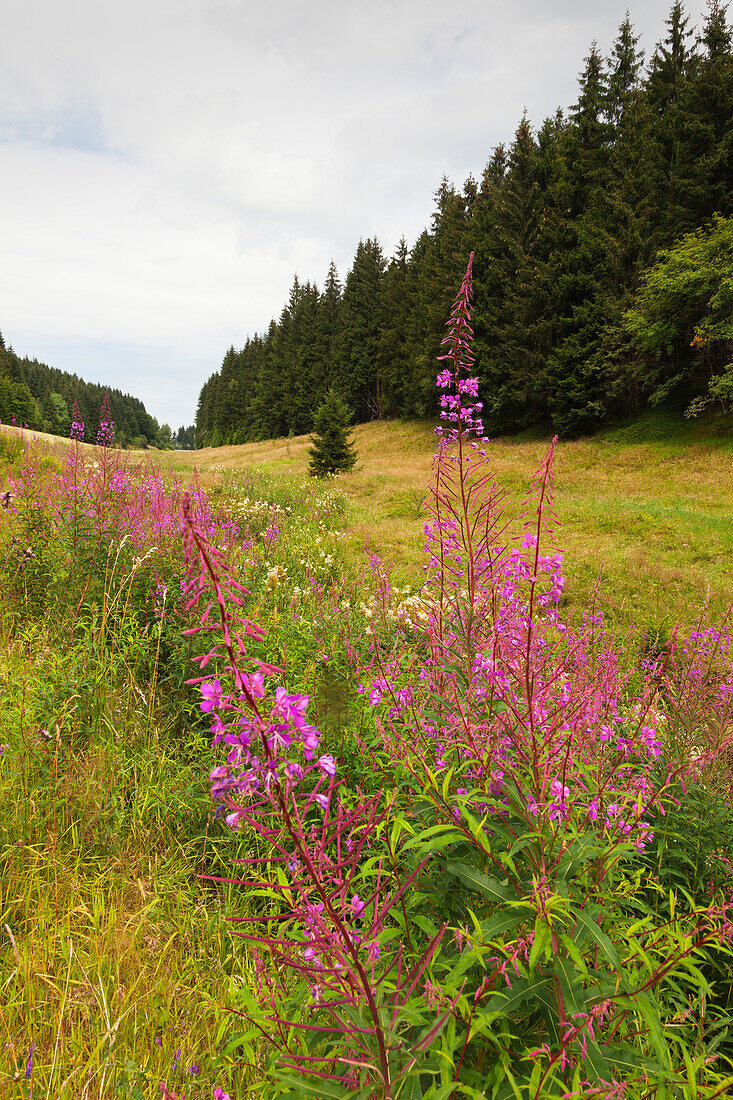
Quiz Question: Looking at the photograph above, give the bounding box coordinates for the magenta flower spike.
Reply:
[96,389,115,448]
[69,398,85,442]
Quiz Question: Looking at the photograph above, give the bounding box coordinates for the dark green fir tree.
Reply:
[308,390,357,477]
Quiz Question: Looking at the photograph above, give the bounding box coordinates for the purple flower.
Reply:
[273,686,309,722]
[243,671,265,698]
[25,1042,36,1079]
[200,679,224,713]
[317,753,336,777]
[301,724,320,760]
[346,893,365,919]
[267,724,292,754]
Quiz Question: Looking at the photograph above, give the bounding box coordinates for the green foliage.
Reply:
[624,214,733,412]
[194,4,733,445]
[308,390,358,477]
[0,332,167,445]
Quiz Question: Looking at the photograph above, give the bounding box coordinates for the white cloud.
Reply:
[0,0,680,425]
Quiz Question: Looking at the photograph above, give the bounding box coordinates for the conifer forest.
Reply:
[195,3,733,445]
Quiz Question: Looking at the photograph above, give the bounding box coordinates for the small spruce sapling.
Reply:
[308,390,357,477]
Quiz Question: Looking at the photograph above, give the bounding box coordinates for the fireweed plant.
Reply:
[190,256,733,1098]
[0,424,380,1095]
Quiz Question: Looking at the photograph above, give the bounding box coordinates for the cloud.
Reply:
[0,0,677,425]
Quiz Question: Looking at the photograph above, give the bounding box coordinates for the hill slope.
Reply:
[160,409,733,634]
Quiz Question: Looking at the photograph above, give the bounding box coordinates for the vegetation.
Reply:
[2,258,733,1097]
[308,390,358,478]
[623,214,733,415]
[0,329,174,449]
[195,2,733,446]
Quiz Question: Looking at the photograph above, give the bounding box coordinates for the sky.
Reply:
[0,0,691,429]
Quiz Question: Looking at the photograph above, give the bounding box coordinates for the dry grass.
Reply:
[160,417,733,631]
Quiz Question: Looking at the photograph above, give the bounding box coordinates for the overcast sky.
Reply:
[0,0,694,428]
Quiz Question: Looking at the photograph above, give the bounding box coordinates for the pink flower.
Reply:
[200,679,224,713]
[317,754,336,777]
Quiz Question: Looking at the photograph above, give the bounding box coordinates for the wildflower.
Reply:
[346,893,365,919]
[317,753,336,777]
[96,389,115,447]
[200,680,225,713]
[25,1042,36,1079]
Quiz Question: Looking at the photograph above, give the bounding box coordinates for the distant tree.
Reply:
[673,0,733,227]
[308,390,357,477]
[176,424,196,448]
[48,392,70,433]
[336,239,386,421]
[158,423,174,448]
[606,12,645,129]
[647,1,699,242]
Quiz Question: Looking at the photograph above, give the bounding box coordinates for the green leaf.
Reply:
[445,861,513,906]
[558,933,589,976]
[272,1072,359,1098]
[484,975,553,1018]
[634,991,672,1071]
[479,909,530,942]
[571,907,621,970]
[528,918,552,971]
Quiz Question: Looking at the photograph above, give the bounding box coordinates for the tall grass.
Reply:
[0,267,731,1097]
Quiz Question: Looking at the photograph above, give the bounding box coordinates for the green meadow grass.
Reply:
[164,406,733,635]
[0,408,731,1097]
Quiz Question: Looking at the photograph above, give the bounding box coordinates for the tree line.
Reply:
[196,2,733,445]
[0,333,180,448]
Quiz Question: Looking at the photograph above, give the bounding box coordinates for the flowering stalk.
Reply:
[69,397,85,442]
[96,389,115,448]
[358,253,733,1092]
[182,493,453,1095]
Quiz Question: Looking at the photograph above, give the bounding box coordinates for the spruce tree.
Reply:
[336,239,386,421]
[378,238,412,416]
[675,0,733,225]
[308,390,357,477]
[647,2,698,243]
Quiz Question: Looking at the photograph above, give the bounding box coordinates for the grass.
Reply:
[1,405,731,1096]
[161,407,733,635]
[0,608,249,1098]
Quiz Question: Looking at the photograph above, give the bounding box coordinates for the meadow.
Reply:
[1,275,733,1098]
[165,404,733,634]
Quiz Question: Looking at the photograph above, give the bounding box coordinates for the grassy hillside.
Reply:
[161,407,733,636]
